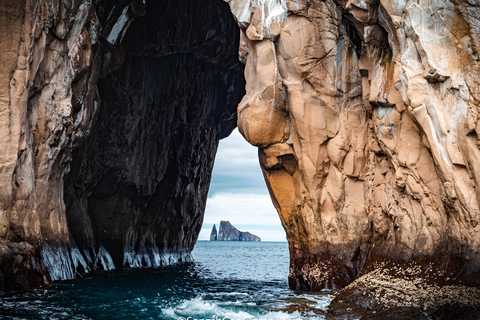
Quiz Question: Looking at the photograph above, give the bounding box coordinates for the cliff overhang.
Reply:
[0,0,244,290]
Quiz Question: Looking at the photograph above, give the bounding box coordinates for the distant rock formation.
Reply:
[216,221,260,241]
[210,224,218,241]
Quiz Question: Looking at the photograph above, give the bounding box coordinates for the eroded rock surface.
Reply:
[224,0,480,310]
[217,220,261,241]
[63,0,245,274]
[0,0,244,289]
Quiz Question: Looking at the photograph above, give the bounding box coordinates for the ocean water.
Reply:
[0,241,333,319]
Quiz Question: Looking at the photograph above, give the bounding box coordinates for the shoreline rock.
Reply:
[327,260,480,318]
[0,0,244,290]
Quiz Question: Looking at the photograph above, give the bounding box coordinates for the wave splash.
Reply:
[162,295,309,320]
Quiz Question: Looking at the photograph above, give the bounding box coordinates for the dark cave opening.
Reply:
[63,0,245,272]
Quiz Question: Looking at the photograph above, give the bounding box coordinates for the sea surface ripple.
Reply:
[0,241,332,319]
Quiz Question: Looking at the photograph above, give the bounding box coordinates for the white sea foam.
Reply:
[295,293,333,310]
[162,296,307,320]
[261,310,310,320]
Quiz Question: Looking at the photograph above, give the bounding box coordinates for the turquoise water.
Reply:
[0,241,332,319]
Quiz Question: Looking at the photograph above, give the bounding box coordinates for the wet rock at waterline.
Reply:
[326,261,480,319]
[0,0,244,290]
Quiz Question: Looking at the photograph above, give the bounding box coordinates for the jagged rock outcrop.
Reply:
[224,0,480,313]
[217,220,261,241]
[0,0,244,290]
[210,224,218,241]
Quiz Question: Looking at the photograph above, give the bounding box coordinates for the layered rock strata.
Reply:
[223,0,480,309]
[0,0,244,290]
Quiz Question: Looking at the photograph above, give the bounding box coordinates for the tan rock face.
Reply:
[224,0,480,291]
[0,0,101,287]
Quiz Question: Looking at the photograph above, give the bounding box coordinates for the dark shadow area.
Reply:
[63,0,245,272]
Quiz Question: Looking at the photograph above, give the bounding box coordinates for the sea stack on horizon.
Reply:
[210,224,218,241]
[210,221,260,241]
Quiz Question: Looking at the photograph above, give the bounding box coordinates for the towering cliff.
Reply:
[223,0,480,313]
[2,0,480,314]
[0,0,244,290]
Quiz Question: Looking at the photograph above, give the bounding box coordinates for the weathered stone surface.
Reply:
[63,0,245,272]
[224,0,480,312]
[0,0,244,290]
[326,261,480,319]
[2,0,480,316]
[217,221,261,241]
[210,224,218,241]
[0,0,105,289]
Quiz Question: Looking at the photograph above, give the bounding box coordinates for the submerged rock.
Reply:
[217,221,261,241]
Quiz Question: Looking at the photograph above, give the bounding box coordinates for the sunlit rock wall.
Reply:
[224,0,480,297]
[0,0,244,290]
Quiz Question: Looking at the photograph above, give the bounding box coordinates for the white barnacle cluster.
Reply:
[341,262,480,310]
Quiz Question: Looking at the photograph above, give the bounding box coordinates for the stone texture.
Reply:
[217,221,261,241]
[0,0,244,290]
[2,0,480,315]
[224,0,480,311]
[210,224,218,241]
[238,231,261,242]
[63,0,245,273]
[326,261,480,319]
[0,0,104,289]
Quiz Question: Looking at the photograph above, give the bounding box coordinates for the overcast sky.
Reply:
[197,129,287,242]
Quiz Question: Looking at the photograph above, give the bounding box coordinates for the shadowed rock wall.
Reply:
[0,0,244,290]
[63,0,245,272]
